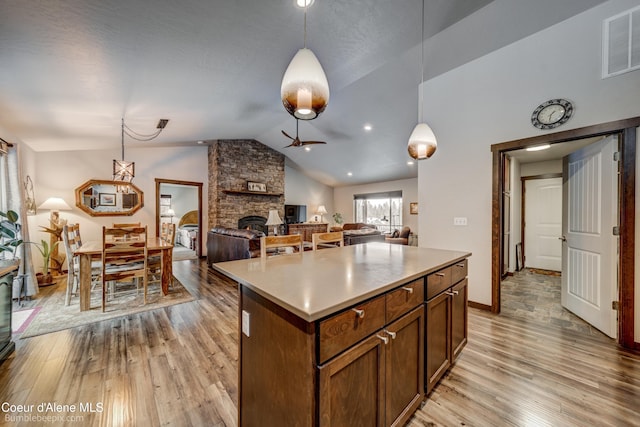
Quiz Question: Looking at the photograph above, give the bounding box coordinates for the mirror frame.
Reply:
[74,179,144,217]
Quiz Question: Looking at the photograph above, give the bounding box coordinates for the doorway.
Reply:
[491,117,638,349]
[155,179,203,259]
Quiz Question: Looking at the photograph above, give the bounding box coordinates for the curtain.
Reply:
[2,144,38,297]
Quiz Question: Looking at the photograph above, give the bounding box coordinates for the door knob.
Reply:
[559,236,567,242]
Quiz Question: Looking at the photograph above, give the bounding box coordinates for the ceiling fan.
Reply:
[282,119,327,148]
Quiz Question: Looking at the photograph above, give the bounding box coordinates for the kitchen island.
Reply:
[214,242,471,426]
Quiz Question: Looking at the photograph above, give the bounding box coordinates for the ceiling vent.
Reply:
[602,5,640,78]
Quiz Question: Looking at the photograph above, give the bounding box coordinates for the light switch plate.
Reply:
[453,217,468,226]
[242,310,250,337]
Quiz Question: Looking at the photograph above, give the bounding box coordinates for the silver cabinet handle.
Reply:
[352,308,365,319]
[445,290,460,296]
[377,334,389,345]
[435,273,445,277]
[385,330,397,340]
[401,286,414,294]
[456,263,465,268]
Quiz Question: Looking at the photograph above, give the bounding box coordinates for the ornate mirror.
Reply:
[74,179,144,217]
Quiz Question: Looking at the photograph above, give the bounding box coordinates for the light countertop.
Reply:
[213,242,470,322]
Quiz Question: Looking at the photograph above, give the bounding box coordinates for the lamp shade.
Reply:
[265,210,283,226]
[281,48,330,120]
[166,208,175,217]
[38,197,71,212]
[407,123,437,160]
[113,159,135,182]
[316,205,328,215]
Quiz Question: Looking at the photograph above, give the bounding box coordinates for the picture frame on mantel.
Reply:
[410,202,418,215]
[247,181,267,192]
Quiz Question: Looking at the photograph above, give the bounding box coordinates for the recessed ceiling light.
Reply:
[347,172,353,176]
[304,146,311,152]
[197,140,205,144]
[296,0,314,8]
[407,161,414,165]
[526,144,551,152]
[363,124,372,131]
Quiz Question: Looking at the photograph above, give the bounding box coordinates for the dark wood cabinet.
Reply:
[385,306,424,427]
[425,260,468,394]
[319,333,385,426]
[319,303,424,427]
[287,223,328,242]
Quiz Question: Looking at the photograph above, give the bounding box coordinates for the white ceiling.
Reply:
[0,0,606,186]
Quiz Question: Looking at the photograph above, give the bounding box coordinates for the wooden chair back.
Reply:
[260,235,303,258]
[161,223,176,245]
[312,231,343,251]
[112,222,142,228]
[62,224,81,306]
[101,226,148,311]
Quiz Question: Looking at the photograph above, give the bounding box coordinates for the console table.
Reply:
[287,223,328,242]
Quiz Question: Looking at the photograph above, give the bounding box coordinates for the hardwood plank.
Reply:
[1,259,638,426]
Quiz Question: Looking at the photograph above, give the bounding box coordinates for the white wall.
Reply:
[419,0,640,308]
[636,128,639,343]
[27,145,209,269]
[521,160,562,177]
[285,164,334,222]
[334,178,418,233]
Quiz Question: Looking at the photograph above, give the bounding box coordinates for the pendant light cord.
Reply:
[419,0,424,123]
[303,6,308,48]
[121,117,125,161]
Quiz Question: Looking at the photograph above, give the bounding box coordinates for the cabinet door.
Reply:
[385,306,424,427]
[451,279,468,360]
[319,334,386,427]
[425,291,451,394]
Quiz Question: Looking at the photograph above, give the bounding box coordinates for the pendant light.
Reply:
[113,118,135,192]
[407,0,437,160]
[281,1,329,120]
[113,117,169,192]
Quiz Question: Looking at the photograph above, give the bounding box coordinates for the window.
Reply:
[354,191,403,233]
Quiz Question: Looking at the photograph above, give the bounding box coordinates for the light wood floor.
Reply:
[2,259,639,426]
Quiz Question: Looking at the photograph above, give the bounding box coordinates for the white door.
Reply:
[524,178,562,271]
[561,135,618,338]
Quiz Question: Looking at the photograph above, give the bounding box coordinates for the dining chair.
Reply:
[260,235,303,258]
[101,226,149,312]
[311,231,343,251]
[148,223,174,289]
[61,224,101,306]
[112,222,142,228]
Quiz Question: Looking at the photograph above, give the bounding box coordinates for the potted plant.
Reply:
[332,212,343,226]
[28,239,60,286]
[0,209,23,267]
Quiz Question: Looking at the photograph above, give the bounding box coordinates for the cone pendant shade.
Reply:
[407,123,437,159]
[281,48,330,120]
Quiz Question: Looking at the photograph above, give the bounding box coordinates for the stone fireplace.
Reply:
[208,139,284,230]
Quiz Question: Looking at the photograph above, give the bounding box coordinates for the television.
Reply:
[284,204,307,224]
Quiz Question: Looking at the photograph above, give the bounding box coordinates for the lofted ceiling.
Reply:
[0,0,606,186]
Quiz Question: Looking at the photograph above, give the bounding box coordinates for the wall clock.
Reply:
[531,99,573,130]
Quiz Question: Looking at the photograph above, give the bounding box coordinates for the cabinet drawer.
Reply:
[426,267,452,300]
[386,279,424,323]
[451,259,467,285]
[319,296,386,363]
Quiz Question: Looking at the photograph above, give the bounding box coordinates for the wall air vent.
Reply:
[603,5,640,78]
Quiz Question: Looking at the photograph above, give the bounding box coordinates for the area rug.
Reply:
[12,306,42,334]
[20,276,194,339]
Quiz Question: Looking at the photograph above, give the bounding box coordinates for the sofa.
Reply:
[207,227,264,266]
[331,223,384,245]
[385,226,411,245]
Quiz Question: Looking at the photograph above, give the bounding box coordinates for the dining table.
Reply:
[74,236,174,311]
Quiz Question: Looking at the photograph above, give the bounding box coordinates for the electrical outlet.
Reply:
[453,217,468,226]
[242,310,250,337]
